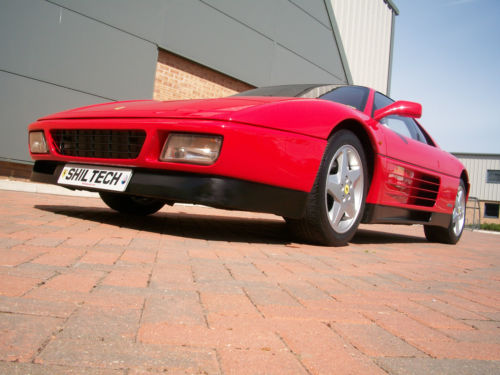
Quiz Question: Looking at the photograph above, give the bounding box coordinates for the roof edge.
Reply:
[385,0,400,15]
[452,152,500,158]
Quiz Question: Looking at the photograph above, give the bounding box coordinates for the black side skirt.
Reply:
[30,161,308,219]
[362,203,452,228]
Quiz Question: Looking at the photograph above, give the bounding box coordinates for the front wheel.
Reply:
[99,192,166,216]
[286,130,368,246]
[424,180,466,244]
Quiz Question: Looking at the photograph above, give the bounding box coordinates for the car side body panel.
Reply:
[366,155,460,214]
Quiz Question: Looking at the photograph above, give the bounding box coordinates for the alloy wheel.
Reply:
[325,144,364,234]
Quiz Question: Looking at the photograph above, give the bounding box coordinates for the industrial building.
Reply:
[0,0,399,176]
[453,153,500,225]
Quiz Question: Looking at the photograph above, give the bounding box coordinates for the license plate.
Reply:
[57,164,132,192]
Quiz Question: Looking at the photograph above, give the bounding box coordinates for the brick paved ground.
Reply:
[0,189,499,374]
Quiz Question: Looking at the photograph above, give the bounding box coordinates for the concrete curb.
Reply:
[0,178,98,198]
[474,229,500,236]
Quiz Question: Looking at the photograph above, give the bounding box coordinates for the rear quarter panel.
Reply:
[368,125,466,214]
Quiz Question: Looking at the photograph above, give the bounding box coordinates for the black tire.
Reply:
[424,180,466,244]
[99,192,165,216]
[286,129,368,246]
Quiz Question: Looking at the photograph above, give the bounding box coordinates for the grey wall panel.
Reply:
[289,0,331,27]
[46,0,168,43]
[0,0,351,163]
[0,0,157,101]
[161,0,275,87]
[159,0,345,87]
[200,0,343,81]
[0,71,107,162]
[270,45,344,85]
[201,0,282,39]
[1,0,347,91]
[48,0,345,86]
[274,3,344,76]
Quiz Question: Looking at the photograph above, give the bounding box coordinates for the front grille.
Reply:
[51,129,146,159]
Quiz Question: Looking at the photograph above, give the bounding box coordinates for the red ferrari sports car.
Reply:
[28,84,469,246]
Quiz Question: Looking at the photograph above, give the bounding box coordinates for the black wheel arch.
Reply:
[460,169,470,198]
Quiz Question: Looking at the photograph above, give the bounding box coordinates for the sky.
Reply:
[390,0,500,154]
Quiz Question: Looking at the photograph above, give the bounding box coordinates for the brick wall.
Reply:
[0,160,32,179]
[153,49,254,101]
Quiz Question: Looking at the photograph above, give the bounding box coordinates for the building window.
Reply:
[484,203,499,218]
[486,170,500,183]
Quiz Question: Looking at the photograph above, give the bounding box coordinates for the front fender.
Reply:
[228,99,373,139]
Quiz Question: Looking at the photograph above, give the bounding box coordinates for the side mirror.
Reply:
[373,100,422,122]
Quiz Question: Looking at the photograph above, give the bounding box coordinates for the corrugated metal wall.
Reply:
[330,0,394,94]
[455,154,500,202]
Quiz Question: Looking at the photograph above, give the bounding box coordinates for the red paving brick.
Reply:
[276,320,388,374]
[387,300,475,330]
[410,339,500,360]
[79,250,122,265]
[0,313,63,362]
[102,269,150,288]
[333,322,426,357]
[0,248,38,267]
[201,293,261,316]
[119,249,157,264]
[0,273,42,297]
[148,264,193,289]
[42,270,104,293]
[138,321,284,351]
[218,347,308,375]
[412,296,488,320]
[0,295,76,318]
[0,189,499,374]
[32,247,85,267]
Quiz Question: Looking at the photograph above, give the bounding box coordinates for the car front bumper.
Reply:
[31,161,309,218]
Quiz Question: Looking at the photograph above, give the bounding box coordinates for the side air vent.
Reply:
[386,163,440,207]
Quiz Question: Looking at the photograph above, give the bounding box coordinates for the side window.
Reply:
[373,92,394,113]
[384,116,412,139]
[319,86,370,112]
[410,119,430,144]
[373,92,429,145]
[385,116,428,144]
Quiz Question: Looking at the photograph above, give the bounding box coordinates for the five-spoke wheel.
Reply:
[451,183,466,238]
[424,180,466,244]
[325,144,364,234]
[286,130,368,246]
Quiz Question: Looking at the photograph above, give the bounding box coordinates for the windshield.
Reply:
[234,84,370,112]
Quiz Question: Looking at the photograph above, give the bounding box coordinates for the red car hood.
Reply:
[39,97,295,121]
[39,96,364,139]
